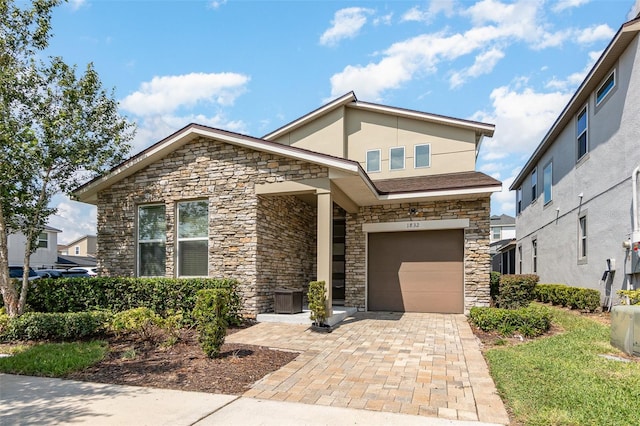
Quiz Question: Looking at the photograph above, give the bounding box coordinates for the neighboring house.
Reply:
[73,92,501,316]
[489,214,515,243]
[510,15,640,305]
[8,225,61,269]
[58,235,97,257]
[56,254,98,269]
[489,214,516,274]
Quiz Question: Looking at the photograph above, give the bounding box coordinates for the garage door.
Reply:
[367,229,464,313]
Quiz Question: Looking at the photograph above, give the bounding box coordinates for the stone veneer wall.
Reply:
[256,194,316,313]
[96,137,327,316]
[345,197,491,313]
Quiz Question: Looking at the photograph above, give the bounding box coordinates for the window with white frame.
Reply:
[37,232,48,249]
[138,204,166,277]
[177,200,209,277]
[532,238,538,273]
[366,149,381,173]
[389,147,405,170]
[543,161,553,204]
[414,144,431,168]
[518,245,522,273]
[579,215,587,260]
[75,246,80,255]
[596,70,615,105]
[531,168,538,201]
[492,227,501,240]
[577,106,588,159]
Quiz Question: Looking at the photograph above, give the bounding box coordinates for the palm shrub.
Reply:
[307,281,328,326]
[193,289,229,358]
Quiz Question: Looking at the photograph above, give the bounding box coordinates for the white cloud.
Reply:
[209,0,227,9]
[489,174,516,215]
[49,197,97,245]
[629,0,640,19]
[576,24,615,44]
[69,0,86,11]
[450,48,505,88]
[373,13,393,26]
[552,0,590,13]
[319,7,373,47]
[120,72,250,116]
[545,50,602,91]
[401,6,430,23]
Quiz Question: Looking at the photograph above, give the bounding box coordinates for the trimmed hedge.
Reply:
[618,289,640,305]
[490,272,501,303]
[535,284,601,312]
[26,277,243,325]
[469,305,552,338]
[193,289,229,358]
[0,311,112,341]
[497,274,539,309]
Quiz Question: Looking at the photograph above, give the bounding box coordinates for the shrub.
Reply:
[490,272,501,303]
[535,284,601,312]
[469,305,552,338]
[27,277,243,324]
[307,281,327,325]
[108,307,162,340]
[1,311,112,341]
[618,289,640,305]
[193,289,229,358]
[496,274,539,309]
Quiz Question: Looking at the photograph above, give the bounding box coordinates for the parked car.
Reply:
[67,267,97,276]
[8,266,41,281]
[36,269,93,279]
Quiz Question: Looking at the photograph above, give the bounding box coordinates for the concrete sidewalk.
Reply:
[0,374,505,426]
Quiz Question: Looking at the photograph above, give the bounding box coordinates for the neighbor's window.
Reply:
[532,239,538,273]
[516,187,522,215]
[543,161,553,204]
[37,232,48,249]
[492,227,501,240]
[531,168,538,201]
[577,106,588,159]
[390,147,405,170]
[177,200,209,277]
[75,246,80,255]
[414,144,431,168]
[366,149,381,173]
[579,215,587,260]
[596,70,615,105]
[138,204,166,277]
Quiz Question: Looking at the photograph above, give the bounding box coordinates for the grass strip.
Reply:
[485,306,640,425]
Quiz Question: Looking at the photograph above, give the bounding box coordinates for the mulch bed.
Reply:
[65,327,299,395]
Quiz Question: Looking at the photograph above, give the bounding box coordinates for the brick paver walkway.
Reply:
[226,312,509,424]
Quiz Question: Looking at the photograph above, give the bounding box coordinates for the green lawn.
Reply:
[485,306,640,425]
[0,340,108,377]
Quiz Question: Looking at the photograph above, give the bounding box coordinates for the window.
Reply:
[532,239,538,273]
[518,245,522,274]
[138,204,166,277]
[366,149,381,173]
[543,161,553,204]
[177,200,208,277]
[37,232,48,249]
[414,144,431,168]
[492,227,501,240]
[516,187,522,215]
[531,168,538,201]
[577,106,588,159]
[579,215,587,260]
[390,147,405,170]
[596,70,615,105]
[75,246,80,255]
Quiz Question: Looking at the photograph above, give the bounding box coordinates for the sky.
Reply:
[42,0,640,244]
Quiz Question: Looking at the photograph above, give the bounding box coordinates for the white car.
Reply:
[67,267,98,276]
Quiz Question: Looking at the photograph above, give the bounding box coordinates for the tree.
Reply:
[0,0,135,317]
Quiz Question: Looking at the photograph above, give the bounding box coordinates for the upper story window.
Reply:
[138,204,166,277]
[531,168,538,201]
[390,147,405,171]
[596,70,615,105]
[577,106,588,160]
[492,227,501,240]
[516,187,522,215]
[414,144,431,168]
[177,200,209,277]
[37,232,48,249]
[75,246,80,255]
[366,149,381,173]
[543,161,553,204]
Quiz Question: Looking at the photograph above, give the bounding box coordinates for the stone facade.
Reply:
[97,137,327,316]
[345,198,492,313]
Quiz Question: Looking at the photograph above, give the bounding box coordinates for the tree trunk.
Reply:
[0,201,19,317]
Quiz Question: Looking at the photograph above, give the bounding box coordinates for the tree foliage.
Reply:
[0,0,135,316]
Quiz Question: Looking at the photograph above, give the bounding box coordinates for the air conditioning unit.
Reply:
[610,305,640,356]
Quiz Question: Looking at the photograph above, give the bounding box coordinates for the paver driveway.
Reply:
[226,312,509,424]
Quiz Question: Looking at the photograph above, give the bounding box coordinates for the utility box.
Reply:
[274,288,303,314]
[610,305,640,356]
[632,241,640,273]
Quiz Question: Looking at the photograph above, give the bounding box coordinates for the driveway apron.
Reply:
[225,312,509,424]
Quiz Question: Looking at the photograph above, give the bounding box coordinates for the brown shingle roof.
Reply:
[373,171,501,194]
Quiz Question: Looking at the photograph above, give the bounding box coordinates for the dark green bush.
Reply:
[469,305,552,338]
[535,284,600,312]
[307,281,327,325]
[1,311,112,341]
[108,307,163,340]
[27,277,242,324]
[490,272,501,304]
[497,274,539,309]
[193,289,229,358]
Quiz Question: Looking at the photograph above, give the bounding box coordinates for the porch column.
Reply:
[317,190,333,316]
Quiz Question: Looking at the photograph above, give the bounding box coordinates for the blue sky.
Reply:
[45,0,640,244]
